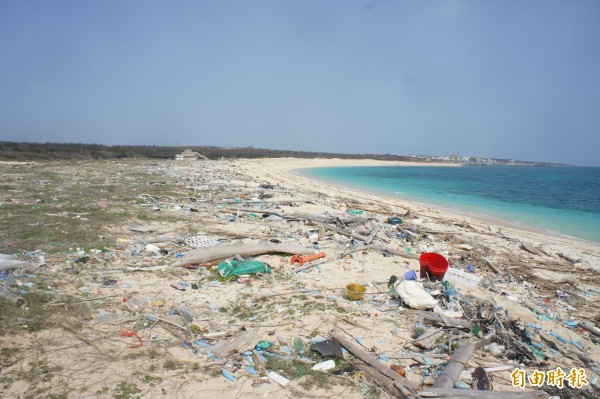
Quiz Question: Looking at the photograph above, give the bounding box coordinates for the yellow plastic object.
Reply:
[346,283,366,301]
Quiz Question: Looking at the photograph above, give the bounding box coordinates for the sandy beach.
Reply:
[1,158,598,399]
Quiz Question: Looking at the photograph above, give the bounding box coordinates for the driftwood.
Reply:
[372,245,420,260]
[413,329,445,349]
[352,359,405,398]
[211,330,261,357]
[420,311,473,330]
[330,330,417,392]
[315,222,370,242]
[174,242,314,266]
[385,351,449,359]
[483,257,502,274]
[341,244,419,260]
[557,252,580,264]
[419,387,547,398]
[0,286,26,307]
[0,260,27,272]
[432,342,475,388]
[292,258,332,273]
[520,242,546,257]
[365,225,380,245]
[577,321,600,337]
[221,198,314,204]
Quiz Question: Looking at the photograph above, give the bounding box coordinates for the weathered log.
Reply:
[557,252,581,264]
[0,286,26,307]
[432,342,476,388]
[520,242,545,257]
[577,321,600,337]
[419,387,547,398]
[330,330,417,392]
[315,222,370,242]
[352,359,405,398]
[221,198,314,204]
[372,245,420,260]
[211,331,261,357]
[0,260,27,272]
[421,311,473,330]
[483,257,502,274]
[174,242,314,266]
[365,225,380,245]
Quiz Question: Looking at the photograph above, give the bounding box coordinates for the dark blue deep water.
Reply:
[301,166,600,243]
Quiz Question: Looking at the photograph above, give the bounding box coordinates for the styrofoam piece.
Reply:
[268,371,290,386]
[311,360,335,371]
[443,268,482,289]
[184,235,220,248]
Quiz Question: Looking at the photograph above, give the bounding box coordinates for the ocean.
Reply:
[300,165,600,243]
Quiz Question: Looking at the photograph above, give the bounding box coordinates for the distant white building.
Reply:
[175,149,208,160]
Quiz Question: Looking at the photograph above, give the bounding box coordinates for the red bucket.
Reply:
[419,253,449,281]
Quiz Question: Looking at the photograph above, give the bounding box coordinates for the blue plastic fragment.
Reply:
[243,351,253,356]
[570,340,585,351]
[550,332,569,344]
[423,357,433,366]
[195,340,211,348]
[207,352,215,359]
[355,337,364,346]
[378,355,389,362]
[564,321,578,327]
[281,346,292,355]
[222,369,236,382]
[245,355,254,365]
[247,366,257,375]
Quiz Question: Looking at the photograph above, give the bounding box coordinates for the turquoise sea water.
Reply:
[300,165,600,243]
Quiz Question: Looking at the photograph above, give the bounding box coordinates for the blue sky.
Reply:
[1,1,599,165]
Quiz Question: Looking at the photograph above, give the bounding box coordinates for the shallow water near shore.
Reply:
[301,165,600,243]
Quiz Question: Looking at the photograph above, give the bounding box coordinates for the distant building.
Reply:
[175,149,208,160]
[450,154,460,161]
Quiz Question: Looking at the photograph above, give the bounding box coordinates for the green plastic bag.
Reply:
[217,259,272,277]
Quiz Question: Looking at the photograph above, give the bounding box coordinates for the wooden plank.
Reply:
[211,331,261,358]
[421,311,473,330]
[330,330,417,392]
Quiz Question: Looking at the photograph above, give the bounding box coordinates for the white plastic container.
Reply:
[443,268,482,289]
[311,360,335,371]
[268,371,290,386]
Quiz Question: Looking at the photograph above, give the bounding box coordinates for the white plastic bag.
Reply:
[395,280,438,310]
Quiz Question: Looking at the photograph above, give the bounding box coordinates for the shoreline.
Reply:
[292,166,598,247]
[2,157,599,398]
[238,158,600,254]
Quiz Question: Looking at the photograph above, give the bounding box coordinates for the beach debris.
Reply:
[174,242,314,266]
[211,331,261,358]
[311,359,336,371]
[0,286,26,307]
[217,259,271,277]
[346,283,366,301]
[395,280,438,310]
[290,251,326,265]
[310,339,344,359]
